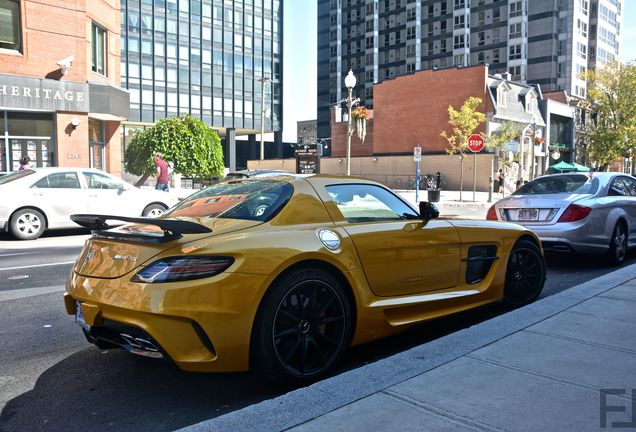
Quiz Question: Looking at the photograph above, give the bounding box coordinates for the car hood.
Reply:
[73,217,261,279]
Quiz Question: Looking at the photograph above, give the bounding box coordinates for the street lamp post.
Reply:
[344,70,357,176]
[259,76,271,160]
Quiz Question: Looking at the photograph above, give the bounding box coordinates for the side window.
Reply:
[83,172,122,190]
[619,177,636,196]
[33,172,81,189]
[325,184,418,223]
[608,178,629,197]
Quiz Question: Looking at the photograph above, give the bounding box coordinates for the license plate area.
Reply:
[75,301,91,332]
[518,208,539,221]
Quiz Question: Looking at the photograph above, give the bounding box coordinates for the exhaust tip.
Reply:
[120,333,164,359]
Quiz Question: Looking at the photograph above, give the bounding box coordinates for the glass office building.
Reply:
[120,0,283,169]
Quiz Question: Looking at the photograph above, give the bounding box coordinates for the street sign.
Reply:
[413,145,422,162]
[295,144,320,174]
[467,134,485,153]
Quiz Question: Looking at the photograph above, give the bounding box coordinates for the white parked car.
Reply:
[0,168,179,240]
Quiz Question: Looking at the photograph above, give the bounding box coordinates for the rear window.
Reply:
[0,170,35,185]
[514,174,599,195]
[166,180,293,221]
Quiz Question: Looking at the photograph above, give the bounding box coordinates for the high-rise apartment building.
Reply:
[120,0,283,169]
[317,0,622,143]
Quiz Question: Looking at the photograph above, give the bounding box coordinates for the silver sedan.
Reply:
[487,172,636,265]
[0,167,179,240]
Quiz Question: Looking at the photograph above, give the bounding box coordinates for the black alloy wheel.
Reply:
[503,239,546,307]
[252,267,352,384]
[608,222,628,266]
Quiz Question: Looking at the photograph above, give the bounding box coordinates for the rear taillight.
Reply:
[557,204,592,222]
[131,256,234,283]
[486,205,498,220]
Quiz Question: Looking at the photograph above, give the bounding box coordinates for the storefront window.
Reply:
[7,112,53,136]
[89,119,105,171]
[0,111,54,171]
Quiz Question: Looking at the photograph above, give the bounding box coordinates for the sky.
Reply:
[281,1,317,142]
[281,1,635,143]
[620,2,636,62]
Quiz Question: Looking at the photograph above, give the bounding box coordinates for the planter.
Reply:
[427,189,441,202]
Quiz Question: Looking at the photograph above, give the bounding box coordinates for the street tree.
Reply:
[441,96,486,201]
[485,121,522,156]
[583,60,636,171]
[125,115,224,186]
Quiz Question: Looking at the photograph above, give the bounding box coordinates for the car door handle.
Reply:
[88,194,98,197]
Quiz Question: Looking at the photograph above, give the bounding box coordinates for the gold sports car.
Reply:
[64,175,546,383]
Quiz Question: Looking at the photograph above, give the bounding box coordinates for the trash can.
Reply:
[427,189,440,202]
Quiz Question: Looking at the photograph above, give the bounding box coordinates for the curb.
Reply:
[178,265,636,432]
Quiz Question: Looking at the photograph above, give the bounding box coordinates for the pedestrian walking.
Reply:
[154,152,170,192]
[497,169,505,194]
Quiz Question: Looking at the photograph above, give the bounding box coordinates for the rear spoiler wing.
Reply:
[70,214,211,242]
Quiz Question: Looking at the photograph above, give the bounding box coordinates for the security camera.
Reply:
[56,55,75,75]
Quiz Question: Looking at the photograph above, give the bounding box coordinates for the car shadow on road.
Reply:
[0,228,90,243]
[0,348,288,432]
[0,303,511,432]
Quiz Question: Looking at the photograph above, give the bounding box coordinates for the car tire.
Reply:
[503,239,546,307]
[251,267,353,384]
[142,203,166,218]
[607,222,628,266]
[10,208,46,240]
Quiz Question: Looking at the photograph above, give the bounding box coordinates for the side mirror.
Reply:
[419,201,440,221]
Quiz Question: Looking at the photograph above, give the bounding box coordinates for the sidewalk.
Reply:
[397,189,496,220]
[181,264,636,432]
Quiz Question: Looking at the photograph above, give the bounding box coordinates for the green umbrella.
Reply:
[571,162,590,172]
[548,161,575,172]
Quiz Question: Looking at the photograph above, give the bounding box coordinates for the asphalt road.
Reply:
[0,231,633,432]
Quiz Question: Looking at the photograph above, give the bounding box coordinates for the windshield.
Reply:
[0,170,35,185]
[166,180,293,221]
[514,174,599,195]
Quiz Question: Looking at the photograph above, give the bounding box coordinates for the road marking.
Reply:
[0,252,42,258]
[0,261,75,272]
[0,285,65,302]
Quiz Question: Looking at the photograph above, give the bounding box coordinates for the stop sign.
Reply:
[467,134,484,153]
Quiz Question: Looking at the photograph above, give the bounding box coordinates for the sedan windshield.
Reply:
[166,180,293,221]
[0,170,35,185]
[514,174,599,195]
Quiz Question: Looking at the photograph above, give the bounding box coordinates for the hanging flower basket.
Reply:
[351,106,369,142]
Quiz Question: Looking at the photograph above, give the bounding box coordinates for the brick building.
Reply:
[328,64,552,190]
[0,0,129,175]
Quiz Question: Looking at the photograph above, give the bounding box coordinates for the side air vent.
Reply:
[464,245,499,285]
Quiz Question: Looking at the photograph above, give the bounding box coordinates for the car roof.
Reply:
[18,167,109,174]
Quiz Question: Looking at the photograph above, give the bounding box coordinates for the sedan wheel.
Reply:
[142,204,166,218]
[504,239,546,307]
[10,208,46,240]
[252,268,352,383]
[608,223,628,266]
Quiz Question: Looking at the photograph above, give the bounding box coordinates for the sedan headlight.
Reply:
[131,256,234,283]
